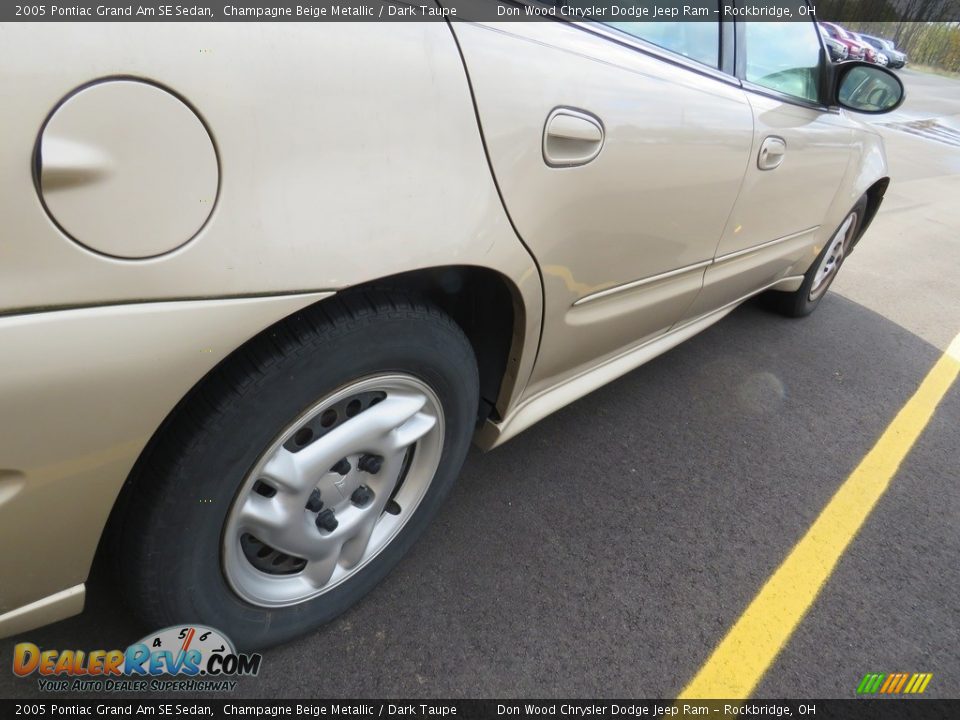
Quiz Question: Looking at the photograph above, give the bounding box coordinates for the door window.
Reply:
[744,20,823,103]
[575,0,720,69]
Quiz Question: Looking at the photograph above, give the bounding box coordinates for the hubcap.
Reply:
[809,212,858,301]
[222,373,444,607]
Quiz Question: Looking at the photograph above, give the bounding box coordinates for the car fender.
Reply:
[807,122,889,270]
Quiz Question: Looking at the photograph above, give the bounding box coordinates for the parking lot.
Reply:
[2,68,958,700]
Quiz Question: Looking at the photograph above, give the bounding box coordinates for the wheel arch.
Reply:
[345,265,527,424]
[852,176,890,249]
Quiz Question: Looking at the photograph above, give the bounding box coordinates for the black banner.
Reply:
[0,699,957,719]
[4,0,960,23]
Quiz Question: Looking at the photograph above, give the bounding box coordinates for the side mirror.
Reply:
[833,61,905,114]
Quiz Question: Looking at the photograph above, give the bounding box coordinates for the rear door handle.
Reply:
[543,108,604,167]
[758,136,786,171]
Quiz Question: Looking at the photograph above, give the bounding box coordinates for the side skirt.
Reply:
[476,275,803,449]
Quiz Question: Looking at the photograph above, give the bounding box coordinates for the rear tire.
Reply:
[117,291,478,650]
[766,196,867,318]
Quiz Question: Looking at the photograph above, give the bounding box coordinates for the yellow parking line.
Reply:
[679,332,960,699]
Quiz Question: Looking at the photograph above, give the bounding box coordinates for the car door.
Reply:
[446,9,754,398]
[689,14,855,316]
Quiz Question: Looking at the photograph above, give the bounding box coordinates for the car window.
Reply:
[744,20,822,103]
[577,0,719,69]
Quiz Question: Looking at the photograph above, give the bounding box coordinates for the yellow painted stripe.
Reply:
[917,673,933,694]
[679,333,960,699]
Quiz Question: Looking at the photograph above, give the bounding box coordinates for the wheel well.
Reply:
[343,266,521,424]
[855,178,890,247]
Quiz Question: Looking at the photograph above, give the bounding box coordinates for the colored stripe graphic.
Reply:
[856,672,932,694]
[907,673,934,693]
[893,673,909,693]
[856,673,884,694]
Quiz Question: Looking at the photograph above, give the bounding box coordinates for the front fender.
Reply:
[0,293,330,635]
[814,123,889,263]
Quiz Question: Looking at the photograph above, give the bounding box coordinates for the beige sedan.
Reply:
[0,15,903,648]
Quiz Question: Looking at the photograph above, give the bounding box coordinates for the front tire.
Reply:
[767,197,867,318]
[117,292,478,649]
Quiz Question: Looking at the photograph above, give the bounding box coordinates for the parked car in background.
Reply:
[0,17,905,650]
[859,33,907,68]
[820,22,869,62]
[850,32,888,65]
[819,27,849,62]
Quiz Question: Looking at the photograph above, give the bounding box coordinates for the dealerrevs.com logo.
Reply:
[13,625,262,692]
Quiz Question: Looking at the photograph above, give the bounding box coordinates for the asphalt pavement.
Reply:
[2,69,958,701]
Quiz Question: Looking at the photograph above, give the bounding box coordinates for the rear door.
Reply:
[688,14,854,317]
[447,8,754,398]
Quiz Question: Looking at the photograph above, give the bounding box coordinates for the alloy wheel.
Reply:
[809,211,858,302]
[222,373,444,607]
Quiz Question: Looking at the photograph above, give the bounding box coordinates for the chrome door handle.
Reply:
[543,108,604,167]
[758,136,786,171]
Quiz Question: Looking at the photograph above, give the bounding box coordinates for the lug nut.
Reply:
[330,459,351,476]
[358,454,383,474]
[351,486,374,507]
[315,508,338,532]
[305,489,324,512]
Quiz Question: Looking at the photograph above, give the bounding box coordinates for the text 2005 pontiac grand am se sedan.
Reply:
[0,11,904,648]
